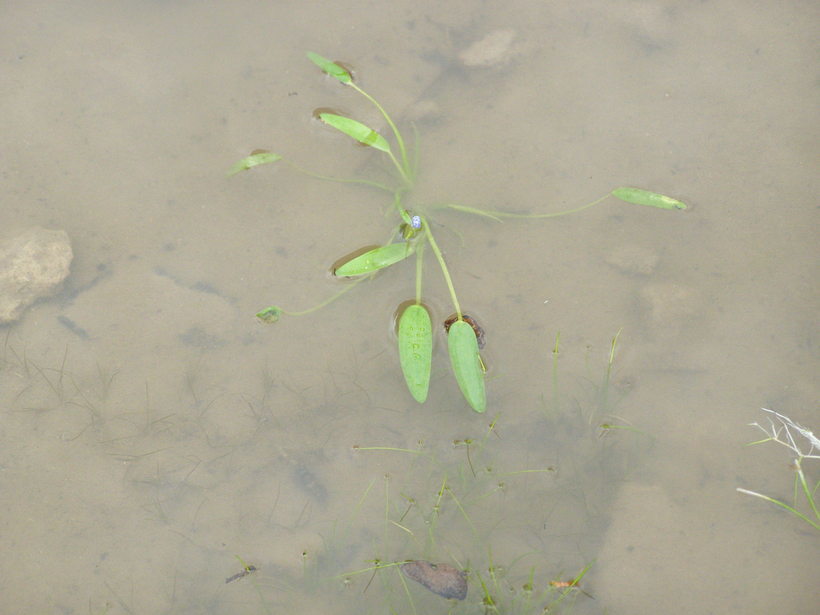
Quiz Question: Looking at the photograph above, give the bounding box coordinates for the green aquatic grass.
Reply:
[335,419,595,613]
[230,51,687,412]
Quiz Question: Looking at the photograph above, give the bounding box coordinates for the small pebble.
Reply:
[400,560,468,600]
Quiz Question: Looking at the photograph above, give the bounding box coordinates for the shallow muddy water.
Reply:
[1,2,817,613]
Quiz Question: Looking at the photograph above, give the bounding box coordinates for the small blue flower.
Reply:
[411,215,422,229]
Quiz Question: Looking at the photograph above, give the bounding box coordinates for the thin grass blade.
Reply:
[318,113,391,153]
[227,151,283,176]
[611,187,687,210]
[447,320,486,412]
[398,304,432,403]
[306,52,352,84]
[334,243,414,277]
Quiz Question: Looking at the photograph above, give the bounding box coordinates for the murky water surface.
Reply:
[1,2,817,613]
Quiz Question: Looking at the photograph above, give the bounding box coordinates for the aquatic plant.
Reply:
[230,52,687,412]
[737,408,819,531]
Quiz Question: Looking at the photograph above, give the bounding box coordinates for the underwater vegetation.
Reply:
[230,52,687,413]
[213,330,646,614]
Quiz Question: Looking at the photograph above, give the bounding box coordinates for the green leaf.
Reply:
[256,306,283,323]
[306,51,352,84]
[227,151,283,176]
[398,304,432,403]
[447,320,486,413]
[334,243,414,277]
[318,113,391,153]
[611,187,687,210]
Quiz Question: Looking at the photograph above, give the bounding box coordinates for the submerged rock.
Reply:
[400,560,468,600]
[0,227,73,324]
[459,28,520,68]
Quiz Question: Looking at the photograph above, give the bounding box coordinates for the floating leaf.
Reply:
[334,243,414,277]
[256,306,283,323]
[444,313,485,349]
[398,304,432,403]
[611,187,687,210]
[306,51,352,84]
[318,113,391,153]
[227,150,283,176]
[447,320,486,413]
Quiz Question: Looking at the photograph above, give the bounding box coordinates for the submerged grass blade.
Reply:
[447,320,486,412]
[227,150,283,176]
[611,187,687,210]
[736,487,820,531]
[334,243,414,277]
[318,113,391,153]
[398,304,432,403]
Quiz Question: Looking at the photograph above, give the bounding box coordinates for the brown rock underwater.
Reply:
[400,560,468,600]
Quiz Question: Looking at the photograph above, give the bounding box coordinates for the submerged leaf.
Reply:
[398,304,432,403]
[447,320,486,413]
[611,187,687,210]
[334,243,414,277]
[306,51,352,84]
[256,306,283,323]
[318,113,391,153]
[227,150,283,176]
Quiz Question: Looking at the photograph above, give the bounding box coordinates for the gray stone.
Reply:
[0,227,73,324]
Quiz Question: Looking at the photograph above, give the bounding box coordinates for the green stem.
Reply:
[414,241,425,304]
[598,328,622,415]
[443,192,614,220]
[391,189,410,220]
[421,217,462,318]
[385,149,412,186]
[281,158,394,192]
[350,82,412,185]
[268,277,369,318]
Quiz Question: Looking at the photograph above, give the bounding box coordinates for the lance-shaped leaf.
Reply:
[318,113,391,153]
[334,242,414,277]
[611,187,687,210]
[447,320,486,413]
[398,304,432,403]
[227,150,283,176]
[306,51,352,84]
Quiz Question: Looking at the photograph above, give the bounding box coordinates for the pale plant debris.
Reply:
[747,408,819,460]
[736,408,819,532]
